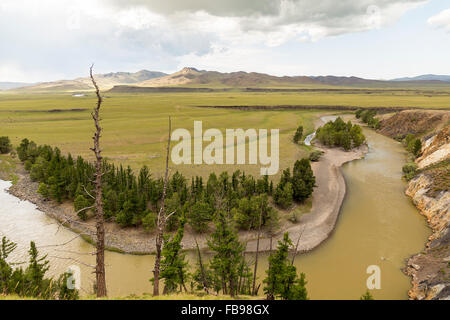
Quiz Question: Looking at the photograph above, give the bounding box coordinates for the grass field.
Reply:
[0,90,448,179]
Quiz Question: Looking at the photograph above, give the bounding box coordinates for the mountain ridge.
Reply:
[391,74,450,82]
[7,69,450,92]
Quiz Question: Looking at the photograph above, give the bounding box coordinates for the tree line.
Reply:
[355,109,381,129]
[15,138,315,234]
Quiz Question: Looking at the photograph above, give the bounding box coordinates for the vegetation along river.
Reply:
[0,127,430,299]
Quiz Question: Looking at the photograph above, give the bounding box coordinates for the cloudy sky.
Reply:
[1,0,449,82]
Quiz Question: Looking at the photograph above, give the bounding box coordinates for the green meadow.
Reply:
[0,90,448,179]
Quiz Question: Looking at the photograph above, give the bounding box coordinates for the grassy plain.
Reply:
[0,89,448,179]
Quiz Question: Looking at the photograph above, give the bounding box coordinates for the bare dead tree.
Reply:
[252,210,263,295]
[194,236,212,295]
[153,117,173,296]
[291,224,306,266]
[89,65,107,297]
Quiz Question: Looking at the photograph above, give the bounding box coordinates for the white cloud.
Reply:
[428,8,450,31]
[176,45,311,76]
[0,0,435,81]
[112,0,428,43]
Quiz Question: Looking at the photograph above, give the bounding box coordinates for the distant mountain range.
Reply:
[118,68,450,89]
[391,74,450,82]
[3,69,450,92]
[0,82,35,90]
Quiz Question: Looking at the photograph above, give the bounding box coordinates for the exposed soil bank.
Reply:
[5,114,366,255]
[378,110,449,300]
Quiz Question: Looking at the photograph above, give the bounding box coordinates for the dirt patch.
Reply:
[378,110,450,138]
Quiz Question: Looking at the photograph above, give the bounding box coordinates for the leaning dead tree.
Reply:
[252,210,263,295]
[153,117,174,296]
[89,65,107,297]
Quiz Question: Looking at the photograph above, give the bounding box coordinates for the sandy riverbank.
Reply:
[5,114,367,254]
[245,117,368,252]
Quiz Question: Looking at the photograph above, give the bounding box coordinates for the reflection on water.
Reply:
[0,128,430,299]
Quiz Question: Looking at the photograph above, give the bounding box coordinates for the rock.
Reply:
[403,124,450,300]
[410,264,421,271]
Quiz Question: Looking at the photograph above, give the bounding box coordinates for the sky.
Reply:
[0,0,449,82]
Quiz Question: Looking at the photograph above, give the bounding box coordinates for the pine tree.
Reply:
[0,237,17,293]
[292,159,315,202]
[0,136,12,154]
[207,211,245,297]
[159,219,189,294]
[263,233,308,300]
[293,126,303,144]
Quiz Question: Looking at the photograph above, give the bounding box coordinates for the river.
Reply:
[0,127,430,299]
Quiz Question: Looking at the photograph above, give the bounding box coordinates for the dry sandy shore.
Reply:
[5,115,367,254]
[245,118,368,252]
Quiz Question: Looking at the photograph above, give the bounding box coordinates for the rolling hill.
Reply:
[11,70,167,92]
[135,67,318,87]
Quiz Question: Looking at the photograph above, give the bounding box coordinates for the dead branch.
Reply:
[90,64,107,297]
[153,117,172,296]
[291,224,307,265]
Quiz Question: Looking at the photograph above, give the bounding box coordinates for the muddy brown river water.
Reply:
[0,127,430,299]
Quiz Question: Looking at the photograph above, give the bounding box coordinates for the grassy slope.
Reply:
[0,92,321,180]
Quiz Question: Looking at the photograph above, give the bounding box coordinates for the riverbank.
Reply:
[246,115,368,252]
[3,114,368,255]
[378,110,449,300]
[246,143,367,252]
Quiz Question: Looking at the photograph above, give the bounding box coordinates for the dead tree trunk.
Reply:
[89,65,107,297]
[153,117,172,296]
[252,210,263,295]
[291,225,306,266]
[194,236,210,295]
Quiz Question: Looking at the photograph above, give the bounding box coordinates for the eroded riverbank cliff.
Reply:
[380,110,449,300]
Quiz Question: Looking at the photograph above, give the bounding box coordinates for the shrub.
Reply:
[309,150,324,162]
[357,110,380,129]
[74,195,90,221]
[0,136,12,154]
[274,182,293,209]
[293,125,303,144]
[402,163,418,180]
[37,182,50,200]
[142,211,157,231]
